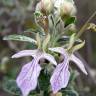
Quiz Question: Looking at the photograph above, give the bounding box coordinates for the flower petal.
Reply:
[49,47,67,56]
[12,50,37,58]
[70,54,87,75]
[50,57,70,93]
[16,61,41,96]
[42,53,57,65]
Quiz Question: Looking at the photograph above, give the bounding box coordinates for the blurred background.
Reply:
[0,0,96,96]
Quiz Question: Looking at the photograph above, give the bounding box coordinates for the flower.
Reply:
[54,0,76,18]
[12,49,57,96]
[36,0,54,15]
[49,47,87,93]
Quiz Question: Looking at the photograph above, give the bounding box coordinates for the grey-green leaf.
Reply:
[36,33,41,48]
[3,79,21,95]
[42,33,50,51]
[24,28,45,36]
[61,36,82,43]
[67,33,76,50]
[3,35,37,44]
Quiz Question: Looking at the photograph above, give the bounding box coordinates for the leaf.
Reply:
[50,15,55,26]
[67,33,76,50]
[60,36,82,43]
[69,70,78,84]
[65,17,76,27]
[24,28,45,36]
[61,87,79,96]
[3,35,37,44]
[72,41,85,52]
[34,11,43,17]
[36,33,41,48]
[3,79,21,95]
[24,28,40,33]
[67,90,79,96]
[38,69,50,91]
[42,33,50,51]
[64,89,79,96]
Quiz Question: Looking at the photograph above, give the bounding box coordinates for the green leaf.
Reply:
[3,35,37,44]
[69,70,78,84]
[38,70,50,91]
[34,11,43,17]
[62,87,79,96]
[72,41,85,52]
[65,17,76,27]
[64,90,79,96]
[3,79,21,95]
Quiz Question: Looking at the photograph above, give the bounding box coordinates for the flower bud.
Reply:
[54,0,77,18]
[36,0,54,15]
[35,11,49,33]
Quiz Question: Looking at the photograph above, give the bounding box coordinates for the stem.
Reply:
[76,10,96,39]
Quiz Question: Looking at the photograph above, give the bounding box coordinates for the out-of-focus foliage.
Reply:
[0,0,39,36]
[0,0,39,95]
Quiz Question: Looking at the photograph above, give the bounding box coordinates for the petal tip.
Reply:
[11,55,15,58]
[11,55,17,58]
[54,62,57,65]
[84,70,88,75]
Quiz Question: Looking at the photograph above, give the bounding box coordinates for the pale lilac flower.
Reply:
[12,49,57,96]
[49,47,87,93]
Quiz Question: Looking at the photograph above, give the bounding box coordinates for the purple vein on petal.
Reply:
[16,59,41,96]
[50,56,70,93]
[13,49,58,96]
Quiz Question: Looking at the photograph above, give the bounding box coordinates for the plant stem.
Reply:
[76,10,96,39]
